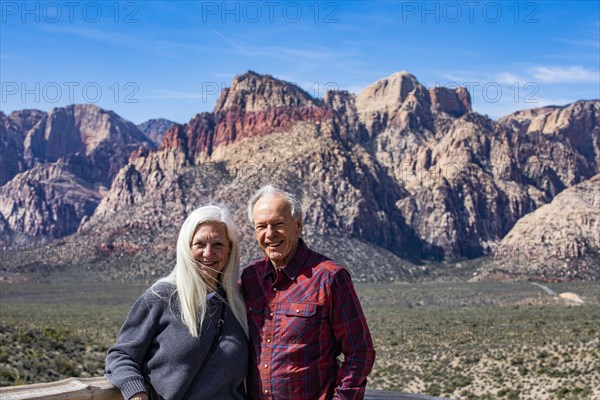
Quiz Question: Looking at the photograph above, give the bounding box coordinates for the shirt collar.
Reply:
[261,238,309,281]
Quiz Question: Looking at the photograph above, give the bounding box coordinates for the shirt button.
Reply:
[264,364,268,368]
[266,338,271,343]
[272,287,277,292]
[296,309,300,313]
[264,389,269,394]
[269,312,274,317]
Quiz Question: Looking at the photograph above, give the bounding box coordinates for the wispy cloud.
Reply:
[41,26,142,47]
[550,37,600,49]
[530,66,599,83]
[429,65,596,119]
[210,30,354,64]
[213,30,255,58]
[496,72,530,85]
[494,65,599,86]
[550,21,600,49]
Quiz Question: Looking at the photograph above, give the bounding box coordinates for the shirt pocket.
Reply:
[277,302,321,344]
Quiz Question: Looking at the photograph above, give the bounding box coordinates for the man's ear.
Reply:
[296,218,303,235]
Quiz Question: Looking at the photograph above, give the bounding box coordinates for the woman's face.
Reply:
[191,221,231,283]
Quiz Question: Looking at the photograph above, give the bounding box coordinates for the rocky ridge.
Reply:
[0,158,102,240]
[0,109,46,185]
[1,72,599,282]
[161,71,331,160]
[0,104,154,245]
[351,73,598,260]
[473,174,600,281]
[137,118,177,145]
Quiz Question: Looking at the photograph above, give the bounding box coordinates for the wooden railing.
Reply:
[0,377,448,400]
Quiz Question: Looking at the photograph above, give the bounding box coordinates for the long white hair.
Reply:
[156,205,248,338]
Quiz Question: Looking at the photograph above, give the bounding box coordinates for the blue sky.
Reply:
[1,1,599,124]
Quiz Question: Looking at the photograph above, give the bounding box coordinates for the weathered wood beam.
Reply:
[0,377,119,400]
[0,377,448,400]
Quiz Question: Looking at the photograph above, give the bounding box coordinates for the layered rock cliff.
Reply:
[498,101,600,183]
[352,74,597,260]
[161,71,331,160]
[0,158,102,239]
[22,104,154,185]
[0,109,46,185]
[473,174,600,281]
[2,71,598,282]
[0,104,154,245]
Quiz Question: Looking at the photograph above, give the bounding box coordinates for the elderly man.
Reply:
[241,185,375,400]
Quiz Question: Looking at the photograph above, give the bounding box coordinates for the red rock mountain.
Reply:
[137,118,177,145]
[0,104,154,242]
[474,174,600,281]
[1,72,598,282]
[161,71,331,159]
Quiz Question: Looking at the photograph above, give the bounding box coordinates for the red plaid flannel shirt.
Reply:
[241,239,375,400]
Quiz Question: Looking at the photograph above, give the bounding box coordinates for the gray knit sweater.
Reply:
[105,282,248,400]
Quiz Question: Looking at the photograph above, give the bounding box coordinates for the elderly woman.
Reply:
[105,205,249,400]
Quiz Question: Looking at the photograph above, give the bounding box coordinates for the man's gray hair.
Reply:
[247,185,303,224]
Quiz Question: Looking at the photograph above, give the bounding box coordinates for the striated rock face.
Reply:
[428,86,471,117]
[137,118,177,145]
[498,101,600,184]
[0,104,154,246]
[2,71,599,282]
[74,73,599,282]
[77,118,422,280]
[324,90,369,142]
[0,159,102,239]
[0,109,46,185]
[162,72,331,159]
[356,72,424,136]
[350,72,597,261]
[354,71,472,137]
[5,109,47,133]
[1,104,154,187]
[23,104,155,185]
[214,70,318,113]
[160,113,215,160]
[474,175,600,281]
[356,71,421,118]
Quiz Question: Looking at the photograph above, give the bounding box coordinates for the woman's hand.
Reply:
[130,393,149,400]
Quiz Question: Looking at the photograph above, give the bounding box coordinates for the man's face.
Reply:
[252,194,302,268]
